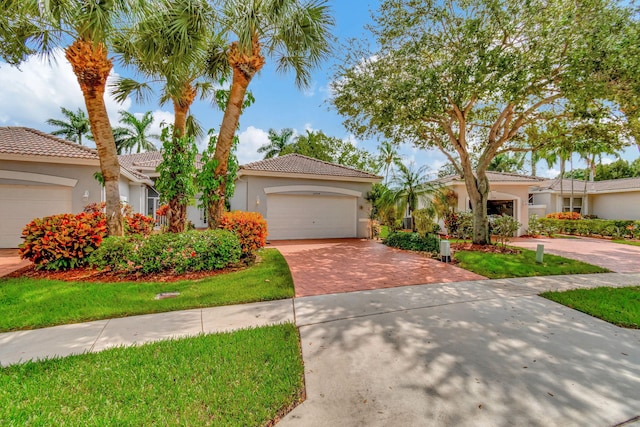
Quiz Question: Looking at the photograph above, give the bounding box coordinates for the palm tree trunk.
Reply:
[209,39,264,228]
[66,40,123,236]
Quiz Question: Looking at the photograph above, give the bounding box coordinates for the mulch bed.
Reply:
[450,243,520,255]
[6,260,255,283]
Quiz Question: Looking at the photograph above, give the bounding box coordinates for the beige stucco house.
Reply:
[530,177,640,220]
[0,127,154,248]
[230,154,382,240]
[422,172,547,236]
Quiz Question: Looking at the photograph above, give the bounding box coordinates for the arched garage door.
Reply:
[0,185,72,248]
[266,194,357,240]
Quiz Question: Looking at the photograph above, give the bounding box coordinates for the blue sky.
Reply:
[0,0,637,178]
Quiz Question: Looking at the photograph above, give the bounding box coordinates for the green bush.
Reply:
[454,211,474,239]
[490,214,521,248]
[90,230,241,274]
[537,218,640,238]
[383,232,440,252]
[413,208,439,236]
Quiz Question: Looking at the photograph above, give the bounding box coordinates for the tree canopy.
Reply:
[332,0,639,244]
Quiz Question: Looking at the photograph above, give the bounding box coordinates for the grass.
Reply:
[541,286,640,328]
[0,323,305,426]
[454,248,610,279]
[612,239,640,247]
[0,248,293,332]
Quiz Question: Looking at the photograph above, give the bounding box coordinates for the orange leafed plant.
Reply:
[546,212,582,220]
[218,211,268,257]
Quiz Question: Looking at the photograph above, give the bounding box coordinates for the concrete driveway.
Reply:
[270,239,485,297]
[511,236,640,273]
[0,249,30,277]
[280,274,640,426]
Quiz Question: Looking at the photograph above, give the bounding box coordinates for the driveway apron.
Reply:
[0,249,30,277]
[270,239,485,297]
[280,274,640,427]
[511,236,640,273]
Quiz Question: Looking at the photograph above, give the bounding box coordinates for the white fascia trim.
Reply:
[120,168,154,186]
[0,153,99,166]
[0,169,77,187]
[238,169,381,183]
[264,185,362,198]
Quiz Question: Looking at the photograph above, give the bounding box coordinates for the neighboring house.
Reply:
[230,154,382,240]
[421,172,547,236]
[530,177,640,220]
[0,127,153,248]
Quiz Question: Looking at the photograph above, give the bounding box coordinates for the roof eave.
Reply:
[237,169,381,183]
[0,153,100,166]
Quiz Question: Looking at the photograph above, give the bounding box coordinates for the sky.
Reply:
[0,0,637,179]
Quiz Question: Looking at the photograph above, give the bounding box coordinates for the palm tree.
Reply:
[378,141,402,184]
[390,162,433,230]
[111,0,222,233]
[207,0,334,227]
[46,107,92,145]
[112,111,159,154]
[258,128,294,159]
[3,1,145,236]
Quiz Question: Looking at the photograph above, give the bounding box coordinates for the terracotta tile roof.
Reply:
[118,151,204,170]
[239,154,382,180]
[533,177,640,193]
[0,126,98,159]
[434,171,546,185]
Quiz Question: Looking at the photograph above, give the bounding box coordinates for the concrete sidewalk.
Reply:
[2,273,640,426]
[0,299,294,366]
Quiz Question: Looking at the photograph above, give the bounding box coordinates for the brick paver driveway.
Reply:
[511,236,640,273]
[270,239,485,297]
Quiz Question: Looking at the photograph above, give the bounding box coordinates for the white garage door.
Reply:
[0,185,72,248]
[267,194,357,240]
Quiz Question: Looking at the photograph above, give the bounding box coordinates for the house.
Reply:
[230,154,382,240]
[422,172,547,236]
[0,128,381,246]
[530,177,640,220]
[0,127,154,248]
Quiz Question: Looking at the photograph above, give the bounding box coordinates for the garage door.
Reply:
[0,185,72,248]
[267,194,357,240]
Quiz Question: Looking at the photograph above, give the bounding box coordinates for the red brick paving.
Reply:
[0,249,31,277]
[270,239,486,297]
[511,236,640,273]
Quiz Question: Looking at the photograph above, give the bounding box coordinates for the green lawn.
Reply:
[0,323,304,426]
[541,286,640,328]
[612,239,640,247]
[454,248,609,278]
[0,248,294,332]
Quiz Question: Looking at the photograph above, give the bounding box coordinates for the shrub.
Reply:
[90,230,241,274]
[490,215,521,248]
[383,232,440,252]
[413,208,438,236]
[454,211,474,239]
[527,214,543,236]
[19,212,107,270]
[125,213,155,236]
[537,218,639,238]
[546,212,582,220]
[219,211,267,257]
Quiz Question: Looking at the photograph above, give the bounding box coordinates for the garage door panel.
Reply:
[0,185,72,248]
[267,194,356,240]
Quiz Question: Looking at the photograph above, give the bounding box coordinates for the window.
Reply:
[528,194,534,205]
[562,197,582,213]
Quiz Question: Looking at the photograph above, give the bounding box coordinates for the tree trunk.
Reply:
[66,40,123,236]
[168,198,186,233]
[208,39,264,228]
[466,173,491,245]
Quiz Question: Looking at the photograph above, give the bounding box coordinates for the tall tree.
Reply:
[332,0,636,244]
[112,110,159,154]
[2,0,146,236]
[258,128,294,159]
[46,107,92,145]
[112,0,222,232]
[207,0,334,227]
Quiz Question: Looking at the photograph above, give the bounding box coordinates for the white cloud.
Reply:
[600,156,615,165]
[237,126,269,164]
[302,81,317,97]
[540,167,560,178]
[0,49,131,130]
[146,110,174,140]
